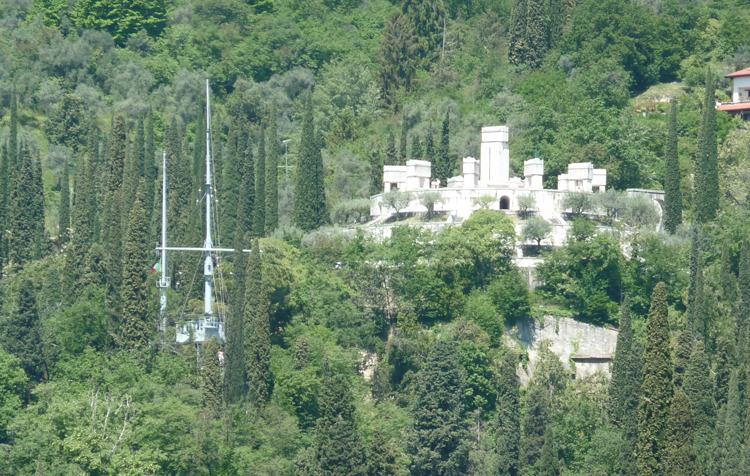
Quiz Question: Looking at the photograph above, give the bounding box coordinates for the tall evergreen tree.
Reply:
[695,68,719,223]
[508,0,529,66]
[524,0,548,68]
[369,149,383,196]
[144,110,157,230]
[201,336,222,410]
[673,328,693,389]
[316,365,366,476]
[408,339,470,476]
[664,99,682,234]
[64,155,93,298]
[683,339,715,469]
[32,153,46,260]
[399,116,408,163]
[225,220,248,404]
[0,278,45,382]
[535,427,560,476]
[521,379,552,469]
[254,124,266,237]
[240,137,255,234]
[245,238,271,404]
[8,145,38,267]
[120,184,149,350]
[495,351,520,476]
[9,92,18,173]
[425,131,436,170]
[638,282,673,476]
[411,134,423,160]
[265,103,279,233]
[221,123,241,239]
[686,226,705,338]
[58,158,70,245]
[386,130,397,166]
[714,336,734,408]
[367,427,400,476]
[294,96,327,231]
[665,390,701,476]
[435,111,451,184]
[722,371,743,476]
[738,241,750,358]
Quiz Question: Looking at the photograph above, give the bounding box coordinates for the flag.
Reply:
[152,259,161,275]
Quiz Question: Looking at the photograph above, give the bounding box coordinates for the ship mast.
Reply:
[203,79,214,317]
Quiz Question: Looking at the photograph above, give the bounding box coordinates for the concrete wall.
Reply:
[507,317,618,386]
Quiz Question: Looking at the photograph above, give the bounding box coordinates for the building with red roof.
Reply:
[718,67,750,117]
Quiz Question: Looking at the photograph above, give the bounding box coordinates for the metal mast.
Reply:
[203,79,214,317]
[159,151,169,331]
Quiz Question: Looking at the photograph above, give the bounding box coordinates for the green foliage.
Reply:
[0,348,28,443]
[536,219,622,324]
[245,238,271,405]
[0,278,45,382]
[47,94,86,152]
[58,159,70,245]
[408,339,470,476]
[73,0,167,44]
[665,390,701,476]
[562,192,594,216]
[664,99,682,234]
[695,68,719,224]
[201,337,222,410]
[120,185,150,351]
[9,146,41,267]
[721,371,743,476]
[522,216,551,246]
[495,351,520,476]
[367,426,400,476]
[255,121,267,237]
[294,96,327,232]
[266,103,280,233]
[463,290,503,345]
[638,283,673,476]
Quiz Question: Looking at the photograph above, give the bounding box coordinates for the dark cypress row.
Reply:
[638,282,673,476]
[408,339,470,476]
[695,68,718,223]
[254,123,266,237]
[59,158,71,245]
[120,183,150,351]
[265,104,279,233]
[244,238,270,404]
[495,351,521,476]
[294,96,326,231]
[665,390,701,476]
[664,99,682,234]
[435,111,451,184]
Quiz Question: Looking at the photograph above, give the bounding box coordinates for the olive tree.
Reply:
[596,190,627,224]
[473,195,496,210]
[383,189,413,219]
[623,195,659,230]
[517,194,536,219]
[522,217,553,246]
[562,192,594,216]
[420,191,443,218]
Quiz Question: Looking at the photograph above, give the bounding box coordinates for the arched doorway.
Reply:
[500,196,510,210]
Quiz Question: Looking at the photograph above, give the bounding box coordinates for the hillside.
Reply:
[0,0,750,475]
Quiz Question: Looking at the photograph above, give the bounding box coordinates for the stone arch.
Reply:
[500,196,510,210]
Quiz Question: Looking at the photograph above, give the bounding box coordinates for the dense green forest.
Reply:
[1,0,750,474]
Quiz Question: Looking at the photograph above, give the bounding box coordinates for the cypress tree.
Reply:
[411,134,423,160]
[399,116,408,163]
[240,137,255,235]
[738,241,750,358]
[254,124,266,237]
[425,132,436,174]
[0,144,8,237]
[638,282,673,476]
[226,226,248,405]
[673,328,692,389]
[665,390,701,476]
[0,278,45,382]
[664,99,682,234]
[120,183,150,351]
[495,351,521,476]
[695,68,719,223]
[714,336,734,408]
[106,116,127,196]
[294,96,327,231]
[121,139,140,226]
[521,380,552,469]
[144,110,156,230]
[295,336,310,369]
[683,340,715,469]
[535,427,560,476]
[367,427,399,476]
[316,366,366,476]
[408,339,470,476]
[58,158,70,245]
[435,111,451,184]
[686,226,704,338]
[8,145,37,267]
[64,156,93,298]
[9,92,18,173]
[222,123,241,239]
[369,149,383,196]
[386,130,397,166]
[32,153,46,260]
[265,103,279,233]
[524,0,548,68]
[201,336,222,410]
[722,371,743,476]
[508,0,529,66]
[245,238,271,404]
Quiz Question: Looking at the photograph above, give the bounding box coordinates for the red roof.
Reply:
[717,102,750,112]
[726,68,750,78]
